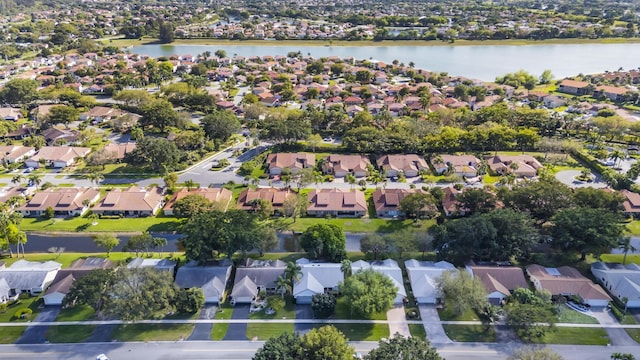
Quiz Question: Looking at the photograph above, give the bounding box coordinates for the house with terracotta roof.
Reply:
[486,155,542,178]
[25,146,91,168]
[293,258,344,304]
[558,79,592,96]
[405,259,455,304]
[266,152,315,176]
[231,259,286,303]
[102,142,137,161]
[466,265,528,305]
[441,187,466,217]
[92,186,164,217]
[0,145,35,164]
[351,259,407,304]
[372,188,437,218]
[79,106,125,123]
[237,187,295,214]
[376,154,428,178]
[163,187,233,216]
[431,155,480,177]
[41,128,81,146]
[43,257,114,305]
[306,189,367,217]
[621,189,640,218]
[18,188,100,217]
[591,262,640,309]
[321,154,371,178]
[526,264,611,306]
[594,85,629,102]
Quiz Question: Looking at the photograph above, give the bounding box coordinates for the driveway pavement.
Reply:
[418,304,452,344]
[554,170,607,188]
[85,325,117,343]
[294,304,314,334]
[16,306,60,344]
[188,304,217,341]
[386,305,410,337]
[223,304,249,340]
[590,307,637,346]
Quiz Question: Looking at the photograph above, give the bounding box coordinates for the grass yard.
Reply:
[111,324,194,341]
[555,305,598,324]
[334,298,387,320]
[533,327,609,345]
[437,307,480,322]
[621,314,640,344]
[600,253,640,264]
[408,324,427,339]
[246,302,296,340]
[331,323,390,341]
[288,217,436,233]
[45,325,95,343]
[20,214,182,233]
[0,327,26,344]
[625,220,640,236]
[55,305,95,321]
[442,325,496,342]
[211,304,233,340]
[0,296,41,323]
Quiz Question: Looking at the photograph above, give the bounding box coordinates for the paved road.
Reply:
[0,341,638,360]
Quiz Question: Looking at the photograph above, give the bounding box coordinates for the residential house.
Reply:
[42,257,114,306]
[466,265,528,305]
[163,187,233,216]
[0,260,61,300]
[372,188,437,218]
[41,128,81,146]
[543,95,567,109]
[431,155,480,177]
[351,259,407,304]
[526,264,611,306]
[306,189,367,218]
[621,189,640,218]
[92,186,164,217]
[18,188,100,217]
[175,260,232,303]
[321,155,371,178]
[79,106,125,123]
[266,152,315,175]
[558,79,592,96]
[486,155,543,178]
[0,186,32,205]
[0,107,22,121]
[231,259,286,303]
[0,145,35,164]
[237,187,295,214]
[404,259,455,304]
[594,85,629,102]
[127,258,177,273]
[591,262,640,308]
[101,142,137,161]
[25,146,91,168]
[2,125,34,141]
[293,258,344,304]
[376,154,429,178]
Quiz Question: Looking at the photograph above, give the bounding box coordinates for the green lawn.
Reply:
[45,325,95,343]
[55,305,95,321]
[533,327,609,345]
[408,324,427,339]
[334,297,388,320]
[211,304,233,340]
[437,307,480,322]
[0,296,41,323]
[111,324,194,341]
[600,254,640,265]
[442,325,496,342]
[20,214,182,232]
[331,324,390,341]
[621,313,640,344]
[626,220,640,235]
[555,305,598,324]
[246,303,296,340]
[288,217,436,233]
[0,327,27,344]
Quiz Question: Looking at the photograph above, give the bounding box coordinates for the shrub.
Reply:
[14,308,33,320]
[267,296,285,312]
[43,206,55,219]
[18,293,30,300]
[311,293,336,318]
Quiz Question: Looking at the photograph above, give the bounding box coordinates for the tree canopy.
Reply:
[365,335,443,360]
[253,326,353,360]
[340,268,397,317]
[300,223,347,262]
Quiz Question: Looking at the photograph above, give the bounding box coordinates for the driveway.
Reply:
[554,170,607,188]
[386,304,410,337]
[294,304,314,334]
[223,304,249,340]
[590,307,637,346]
[85,325,118,343]
[418,304,452,344]
[17,306,61,344]
[188,304,217,341]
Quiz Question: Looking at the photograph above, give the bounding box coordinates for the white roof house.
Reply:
[127,258,177,273]
[0,260,61,300]
[351,259,407,304]
[293,258,344,304]
[591,262,640,309]
[404,259,455,304]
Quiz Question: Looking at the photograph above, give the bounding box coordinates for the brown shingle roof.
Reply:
[237,188,295,210]
[18,188,99,213]
[307,189,367,213]
[163,187,233,212]
[92,186,164,213]
[526,264,611,301]
[266,153,315,172]
[468,266,528,295]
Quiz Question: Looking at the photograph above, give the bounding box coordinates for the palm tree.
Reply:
[184,179,196,190]
[276,275,290,299]
[11,174,23,187]
[620,236,636,265]
[340,259,352,278]
[284,261,302,294]
[346,174,356,189]
[152,237,168,256]
[27,174,42,189]
[86,170,104,186]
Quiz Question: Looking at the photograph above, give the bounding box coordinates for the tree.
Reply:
[572,187,624,213]
[181,210,262,261]
[360,234,388,260]
[63,269,115,314]
[46,105,78,128]
[507,347,563,360]
[456,188,497,215]
[256,226,279,257]
[300,223,347,262]
[253,332,303,360]
[175,287,205,314]
[399,192,437,221]
[283,193,308,222]
[384,229,417,258]
[340,269,397,318]
[311,293,336,318]
[438,269,488,316]
[299,326,354,360]
[27,173,42,189]
[550,207,625,261]
[611,354,636,360]
[539,70,554,85]
[86,170,104,186]
[158,22,174,43]
[505,289,555,342]
[139,99,181,132]
[307,133,322,152]
[365,334,443,360]
[284,261,302,296]
[172,194,213,218]
[123,232,153,256]
[500,179,573,224]
[164,173,178,194]
[126,137,182,173]
[0,79,38,104]
[93,233,120,256]
[23,136,46,150]
[340,259,352,278]
[201,111,241,145]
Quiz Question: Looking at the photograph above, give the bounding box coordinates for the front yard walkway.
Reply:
[419,304,452,344]
[386,305,410,337]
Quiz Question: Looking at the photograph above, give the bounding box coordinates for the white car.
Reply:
[96,354,109,360]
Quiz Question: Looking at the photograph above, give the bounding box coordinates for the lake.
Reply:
[130,42,640,81]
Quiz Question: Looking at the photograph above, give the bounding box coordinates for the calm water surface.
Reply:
[130,42,640,81]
